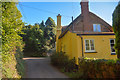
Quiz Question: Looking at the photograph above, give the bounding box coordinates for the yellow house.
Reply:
[56,1,117,64]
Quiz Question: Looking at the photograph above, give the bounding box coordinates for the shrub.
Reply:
[51,52,120,78]
[78,58,120,78]
[51,52,69,68]
[50,52,77,72]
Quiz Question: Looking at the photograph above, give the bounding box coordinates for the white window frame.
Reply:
[93,24,101,32]
[110,39,115,54]
[85,39,95,52]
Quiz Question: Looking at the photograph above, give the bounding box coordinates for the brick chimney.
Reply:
[56,14,62,40]
[80,0,89,15]
[57,14,62,30]
[80,0,91,32]
[56,14,62,52]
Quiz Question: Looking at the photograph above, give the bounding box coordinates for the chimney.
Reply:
[57,14,62,30]
[80,0,91,32]
[56,14,62,40]
[80,0,89,15]
[56,14,62,52]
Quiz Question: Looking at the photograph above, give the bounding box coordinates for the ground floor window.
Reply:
[110,39,116,55]
[85,39,95,52]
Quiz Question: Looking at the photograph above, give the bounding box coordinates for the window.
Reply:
[85,39,95,52]
[110,39,116,54]
[93,24,101,32]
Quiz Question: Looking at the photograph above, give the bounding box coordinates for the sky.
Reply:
[17,2,119,26]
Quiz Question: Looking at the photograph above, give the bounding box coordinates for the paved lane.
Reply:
[23,57,69,78]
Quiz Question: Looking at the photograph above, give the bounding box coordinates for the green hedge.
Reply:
[78,58,120,78]
[51,52,120,78]
[2,2,25,78]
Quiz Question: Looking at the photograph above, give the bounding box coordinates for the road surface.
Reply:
[23,57,69,78]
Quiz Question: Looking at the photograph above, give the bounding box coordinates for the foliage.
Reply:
[51,52,69,68]
[51,53,120,78]
[2,2,24,78]
[0,2,2,79]
[45,17,56,49]
[21,24,46,57]
[113,2,120,58]
[77,58,120,78]
[22,17,56,57]
[50,52,77,72]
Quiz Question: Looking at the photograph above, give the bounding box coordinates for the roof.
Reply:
[89,12,113,32]
[59,12,113,39]
[61,26,68,32]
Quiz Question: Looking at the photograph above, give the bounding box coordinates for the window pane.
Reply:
[86,44,89,46]
[111,47,115,52]
[91,44,94,46]
[90,40,94,50]
[93,24,97,32]
[93,24,101,32]
[85,40,89,44]
[86,46,90,50]
[110,39,115,53]
[91,46,94,50]
[90,40,94,45]
[111,44,114,47]
[97,24,101,32]
[85,40,90,50]
[110,40,114,44]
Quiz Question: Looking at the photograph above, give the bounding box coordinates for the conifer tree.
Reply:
[113,2,120,58]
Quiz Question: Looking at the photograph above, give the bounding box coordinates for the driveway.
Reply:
[23,57,69,78]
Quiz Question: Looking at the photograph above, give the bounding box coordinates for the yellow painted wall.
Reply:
[56,31,117,64]
[57,31,81,64]
[82,35,117,59]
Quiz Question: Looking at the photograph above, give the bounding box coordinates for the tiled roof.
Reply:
[59,12,113,39]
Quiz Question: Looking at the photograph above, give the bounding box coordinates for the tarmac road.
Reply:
[23,57,69,78]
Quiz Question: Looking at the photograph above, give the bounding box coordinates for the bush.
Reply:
[51,52,69,68]
[50,52,77,72]
[51,52,120,78]
[78,58,120,78]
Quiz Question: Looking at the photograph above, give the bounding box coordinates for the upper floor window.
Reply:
[85,39,95,52]
[93,24,101,32]
[110,39,116,55]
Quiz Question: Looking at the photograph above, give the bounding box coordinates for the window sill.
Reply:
[111,53,116,55]
[85,51,97,53]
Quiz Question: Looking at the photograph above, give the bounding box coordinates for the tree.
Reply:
[113,2,120,58]
[40,20,45,30]
[22,17,56,56]
[22,24,46,57]
[45,17,56,49]
[2,2,24,78]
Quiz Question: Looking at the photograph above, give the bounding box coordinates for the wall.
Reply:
[57,31,82,64]
[57,31,117,64]
[81,35,117,59]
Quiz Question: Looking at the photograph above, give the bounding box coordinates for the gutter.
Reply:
[79,35,84,57]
